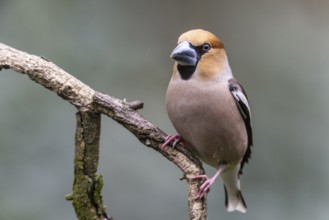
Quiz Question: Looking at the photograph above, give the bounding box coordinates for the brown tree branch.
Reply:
[67,111,109,220]
[0,42,207,220]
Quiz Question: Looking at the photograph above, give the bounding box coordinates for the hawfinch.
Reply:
[164,29,253,213]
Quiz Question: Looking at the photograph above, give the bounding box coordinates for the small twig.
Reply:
[127,100,144,110]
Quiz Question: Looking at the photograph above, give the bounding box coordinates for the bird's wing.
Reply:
[228,78,253,175]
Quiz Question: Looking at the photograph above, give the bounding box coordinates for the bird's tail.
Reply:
[224,185,247,213]
[221,164,247,213]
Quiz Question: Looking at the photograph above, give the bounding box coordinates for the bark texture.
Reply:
[0,42,207,220]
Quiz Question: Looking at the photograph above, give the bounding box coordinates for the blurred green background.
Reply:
[1,0,329,219]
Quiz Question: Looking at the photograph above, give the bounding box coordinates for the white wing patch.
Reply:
[231,89,250,119]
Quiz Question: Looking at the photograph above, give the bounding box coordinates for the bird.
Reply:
[163,29,253,213]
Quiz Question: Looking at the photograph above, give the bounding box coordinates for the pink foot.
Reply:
[161,134,183,149]
[193,175,217,199]
[193,166,224,199]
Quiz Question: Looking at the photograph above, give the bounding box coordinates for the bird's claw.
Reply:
[161,134,183,149]
[193,175,214,199]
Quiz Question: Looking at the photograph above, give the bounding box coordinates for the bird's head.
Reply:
[170,29,230,81]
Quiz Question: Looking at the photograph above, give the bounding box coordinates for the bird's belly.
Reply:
[166,82,247,168]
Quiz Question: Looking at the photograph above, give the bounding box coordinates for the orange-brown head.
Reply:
[171,29,230,81]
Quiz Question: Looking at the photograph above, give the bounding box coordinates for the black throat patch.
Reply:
[177,65,196,80]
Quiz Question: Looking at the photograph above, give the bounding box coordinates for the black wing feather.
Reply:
[228,78,253,175]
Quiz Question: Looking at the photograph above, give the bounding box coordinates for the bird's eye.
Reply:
[202,43,211,52]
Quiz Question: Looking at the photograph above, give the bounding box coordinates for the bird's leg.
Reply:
[193,163,226,199]
[161,134,184,149]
